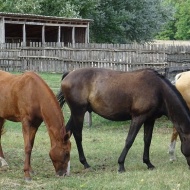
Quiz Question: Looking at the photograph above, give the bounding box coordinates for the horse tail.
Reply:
[56,71,70,108]
[56,89,65,108]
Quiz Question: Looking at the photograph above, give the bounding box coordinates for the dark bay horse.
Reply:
[56,67,190,172]
[169,71,190,161]
[0,71,71,181]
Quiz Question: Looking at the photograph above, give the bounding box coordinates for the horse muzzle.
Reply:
[56,170,67,177]
[184,156,190,169]
[56,161,70,177]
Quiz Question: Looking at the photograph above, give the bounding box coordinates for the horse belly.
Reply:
[101,113,131,121]
[0,93,22,121]
[0,104,21,122]
[91,105,131,121]
[89,97,131,121]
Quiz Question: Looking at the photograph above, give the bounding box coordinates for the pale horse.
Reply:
[169,70,190,161]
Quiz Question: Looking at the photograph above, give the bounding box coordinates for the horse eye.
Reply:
[63,152,69,162]
[63,151,69,158]
[65,152,69,157]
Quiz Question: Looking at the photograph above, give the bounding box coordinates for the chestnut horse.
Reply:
[0,71,71,181]
[169,71,190,161]
[57,67,190,172]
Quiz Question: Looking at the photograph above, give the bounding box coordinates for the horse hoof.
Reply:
[169,158,176,162]
[117,170,125,174]
[24,177,32,182]
[84,164,91,169]
[148,166,155,170]
[0,165,9,171]
[118,167,126,173]
[30,170,35,175]
[82,167,93,173]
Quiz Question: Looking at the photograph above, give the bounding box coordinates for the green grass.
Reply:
[0,72,188,190]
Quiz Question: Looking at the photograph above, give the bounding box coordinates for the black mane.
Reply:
[61,71,70,81]
[154,69,190,116]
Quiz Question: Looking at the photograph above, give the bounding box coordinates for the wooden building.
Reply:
[0,12,92,46]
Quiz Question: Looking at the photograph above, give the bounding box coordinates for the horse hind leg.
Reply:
[168,127,178,162]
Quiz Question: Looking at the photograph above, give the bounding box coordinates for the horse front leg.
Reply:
[22,119,39,181]
[74,131,90,169]
[70,114,90,169]
[143,119,155,169]
[0,119,8,170]
[168,127,178,162]
[118,117,144,172]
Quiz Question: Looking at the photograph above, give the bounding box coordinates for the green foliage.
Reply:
[156,20,177,40]
[0,0,41,14]
[0,0,79,17]
[0,0,174,42]
[157,0,190,40]
[174,0,190,39]
[77,0,173,43]
[39,0,79,18]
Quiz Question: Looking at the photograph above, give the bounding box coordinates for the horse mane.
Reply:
[175,72,182,83]
[61,71,70,81]
[28,72,58,100]
[25,72,65,125]
[151,69,190,115]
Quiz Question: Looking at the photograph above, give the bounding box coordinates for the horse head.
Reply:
[49,132,71,176]
[180,134,190,168]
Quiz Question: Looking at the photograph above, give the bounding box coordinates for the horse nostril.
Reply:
[56,170,67,177]
[56,170,63,176]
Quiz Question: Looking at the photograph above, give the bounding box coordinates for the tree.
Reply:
[72,0,174,43]
[156,20,176,40]
[0,0,174,43]
[174,0,190,39]
[0,0,41,14]
[156,0,190,40]
[39,0,79,18]
[0,0,79,18]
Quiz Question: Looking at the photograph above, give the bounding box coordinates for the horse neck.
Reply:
[162,81,190,133]
[40,94,66,145]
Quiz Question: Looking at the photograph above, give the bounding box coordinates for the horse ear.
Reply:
[64,131,70,142]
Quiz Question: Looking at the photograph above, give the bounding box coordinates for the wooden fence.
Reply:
[1,41,190,127]
[0,42,190,80]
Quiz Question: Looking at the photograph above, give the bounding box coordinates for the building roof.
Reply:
[0,12,93,25]
[0,12,91,44]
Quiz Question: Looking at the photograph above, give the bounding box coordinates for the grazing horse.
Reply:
[56,67,190,172]
[169,71,190,161]
[0,71,71,181]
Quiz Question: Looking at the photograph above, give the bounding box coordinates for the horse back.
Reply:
[175,71,190,109]
[0,71,52,122]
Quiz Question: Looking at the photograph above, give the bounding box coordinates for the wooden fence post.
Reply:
[84,112,92,127]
